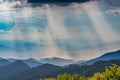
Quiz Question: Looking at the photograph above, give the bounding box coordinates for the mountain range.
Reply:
[22,58,42,68]
[0,50,120,67]
[76,50,120,66]
[6,60,120,80]
[40,57,75,66]
[7,58,42,68]
[0,58,11,67]
[0,50,119,80]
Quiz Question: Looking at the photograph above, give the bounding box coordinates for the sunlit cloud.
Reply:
[0,0,27,9]
[0,1,120,60]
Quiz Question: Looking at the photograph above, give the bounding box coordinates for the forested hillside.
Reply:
[43,64,120,80]
[7,60,120,80]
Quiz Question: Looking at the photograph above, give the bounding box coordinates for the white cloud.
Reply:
[0,1,120,60]
[0,30,5,33]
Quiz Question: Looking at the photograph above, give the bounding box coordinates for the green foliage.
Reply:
[71,74,80,80]
[80,76,88,80]
[41,78,56,80]
[43,64,120,80]
[104,64,120,80]
[57,73,70,80]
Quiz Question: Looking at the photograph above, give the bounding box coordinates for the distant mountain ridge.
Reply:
[8,58,18,62]
[8,58,42,68]
[0,57,4,60]
[0,50,120,67]
[0,57,75,67]
[23,58,42,68]
[0,58,11,67]
[40,57,75,66]
[77,50,120,65]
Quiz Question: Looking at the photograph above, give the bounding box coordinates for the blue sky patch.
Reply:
[0,22,14,31]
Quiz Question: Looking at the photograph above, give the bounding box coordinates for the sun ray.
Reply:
[82,2,119,43]
[42,4,71,59]
[82,2,120,52]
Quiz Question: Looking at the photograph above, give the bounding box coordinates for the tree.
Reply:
[43,64,120,80]
[71,74,80,80]
[57,73,70,80]
[104,64,120,80]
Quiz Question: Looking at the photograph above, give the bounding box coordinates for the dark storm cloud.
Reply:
[27,0,90,3]
[107,0,120,6]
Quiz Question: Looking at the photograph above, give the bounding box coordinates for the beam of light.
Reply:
[65,2,120,60]
[82,2,119,43]
[14,8,36,40]
[11,7,46,41]
[82,2,120,52]
[0,1,120,60]
[67,3,103,60]
[42,4,71,59]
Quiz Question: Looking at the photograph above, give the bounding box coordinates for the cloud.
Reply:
[0,1,120,60]
[0,0,27,10]
[106,9,120,16]
[0,30,5,32]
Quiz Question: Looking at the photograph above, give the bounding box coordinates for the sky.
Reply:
[0,0,120,60]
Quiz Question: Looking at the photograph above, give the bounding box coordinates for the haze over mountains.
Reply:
[22,58,42,67]
[0,50,119,80]
[40,57,75,66]
[0,50,120,67]
[76,50,120,65]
